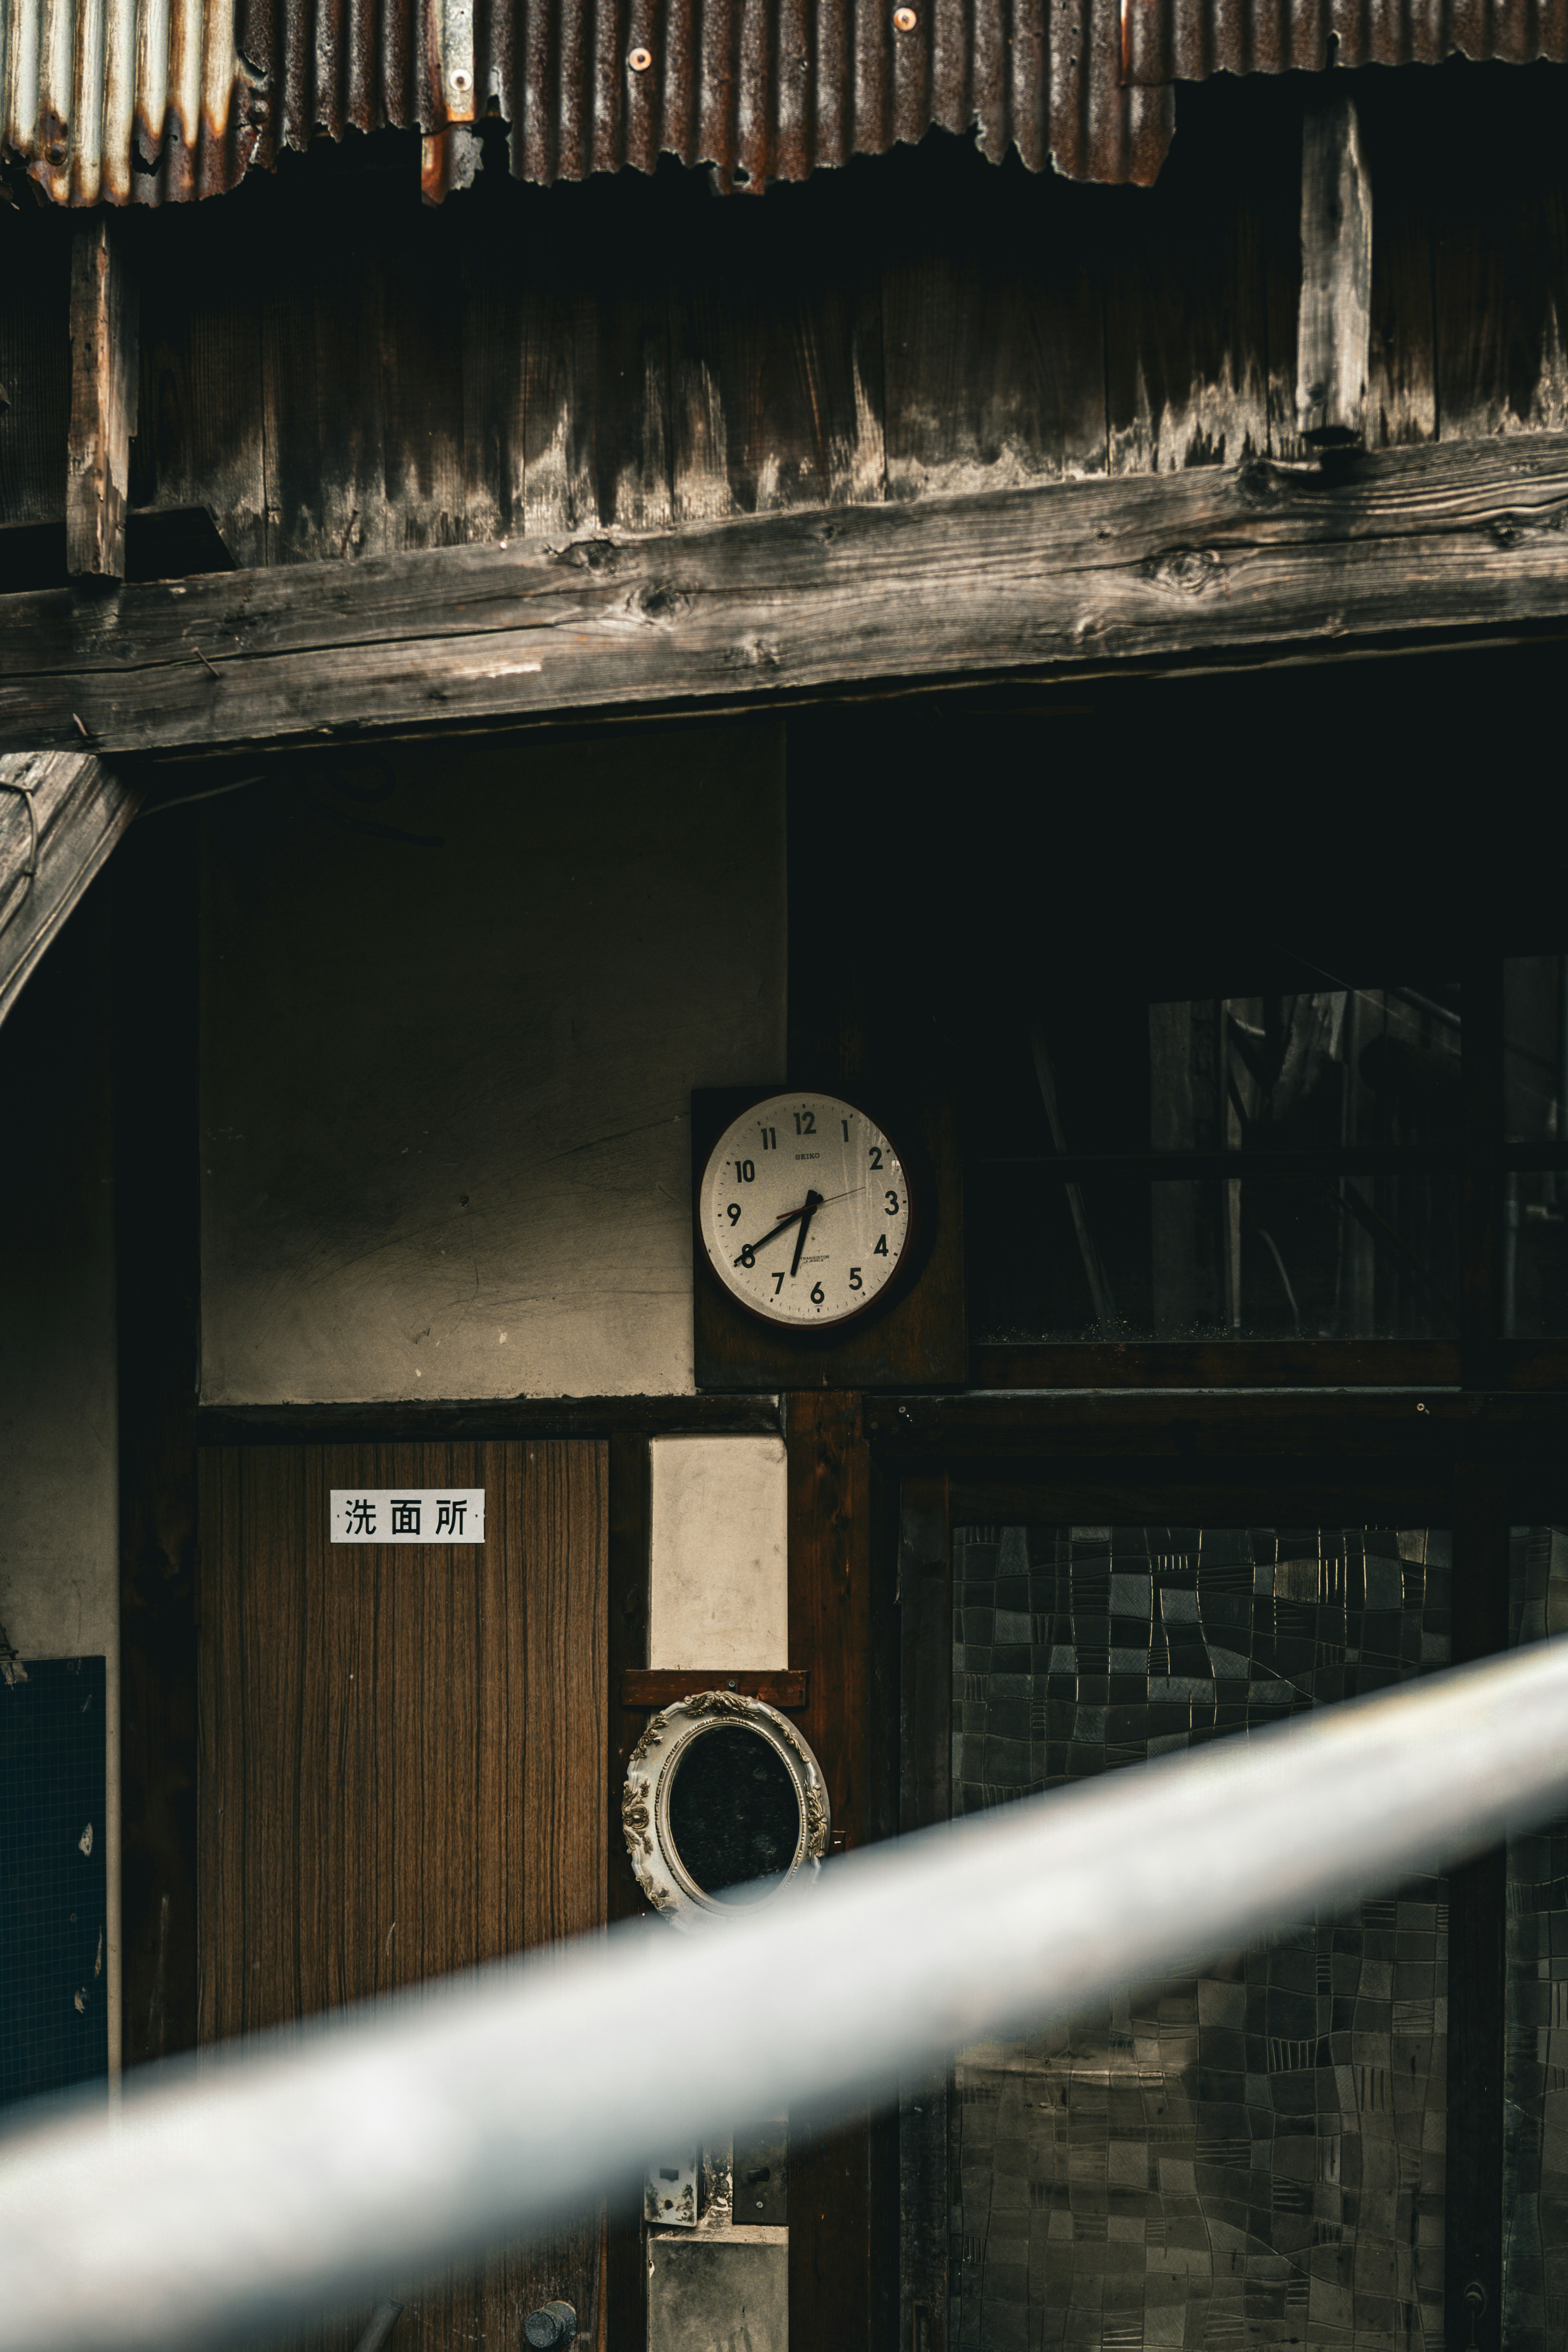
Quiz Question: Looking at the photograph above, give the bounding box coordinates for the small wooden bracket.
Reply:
[1295,85,1372,448]
[620,1668,809,1711]
[67,216,138,581]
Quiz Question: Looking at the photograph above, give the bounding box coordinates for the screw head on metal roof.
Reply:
[628,45,653,70]
[450,67,472,91]
[893,7,917,27]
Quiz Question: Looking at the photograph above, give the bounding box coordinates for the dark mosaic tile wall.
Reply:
[951,1526,1451,2352]
[1504,1526,1568,2352]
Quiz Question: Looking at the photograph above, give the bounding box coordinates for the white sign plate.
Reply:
[330,1489,485,1544]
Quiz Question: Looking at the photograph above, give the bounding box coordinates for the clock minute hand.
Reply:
[734,1200,811,1265]
[789,1190,824,1279]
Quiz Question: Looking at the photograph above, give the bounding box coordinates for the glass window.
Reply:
[971,988,1462,1344]
[950,1524,1450,2352]
[1504,964,1568,1337]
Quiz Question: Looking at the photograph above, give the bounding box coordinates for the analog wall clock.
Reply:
[697,1091,916,1327]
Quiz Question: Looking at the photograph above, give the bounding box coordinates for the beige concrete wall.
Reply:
[0,888,120,2074]
[648,1436,789,1670]
[200,722,787,1403]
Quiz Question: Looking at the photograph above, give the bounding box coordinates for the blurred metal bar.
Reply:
[5,1641,1568,2352]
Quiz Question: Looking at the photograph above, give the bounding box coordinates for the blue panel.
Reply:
[0,1657,109,2109]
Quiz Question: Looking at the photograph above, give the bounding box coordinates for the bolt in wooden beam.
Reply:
[1296,85,1372,448]
[67,217,138,582]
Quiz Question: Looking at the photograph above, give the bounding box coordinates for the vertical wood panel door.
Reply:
[197,1441,608,2352]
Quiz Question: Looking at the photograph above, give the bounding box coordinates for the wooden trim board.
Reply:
[620,1668,809,1710]
[3,436,1568,755]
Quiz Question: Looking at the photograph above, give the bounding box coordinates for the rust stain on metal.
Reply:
[3,0,1177,198]
[5,0,1566,208]
[1123,0,1568,84]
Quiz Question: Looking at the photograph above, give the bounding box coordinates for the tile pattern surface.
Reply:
[1505,1527,1568,2352]
[951,1525,1450,2352]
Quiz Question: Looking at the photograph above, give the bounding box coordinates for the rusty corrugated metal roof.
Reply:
[1124,0,1568,82]
[2,0,1173,200]
[2,0,1564,207]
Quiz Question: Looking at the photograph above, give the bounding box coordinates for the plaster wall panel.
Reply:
[200,722,786,1401]
[648,1435,788,1670]
[647,2238,787,2352]
[0,889,120,2073]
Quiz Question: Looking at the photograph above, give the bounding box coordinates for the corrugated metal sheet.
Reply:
[1124,0,1568,82]
[2,0,1174,199]
[0,0,260,199]
[3,0,1565,207]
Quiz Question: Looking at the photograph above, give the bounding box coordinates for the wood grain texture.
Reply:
[0,210,70,528]
[1360,82,1437,451]
[1296,90,1372,445]
[67,217,137,581]
[621,1667,808,1708]
[973,1338,1459,1390]
[1104,85,1275,475]
[786,1390,889,2352]
[130,204,268,569]
[896,1474,950,2352]
[10,433,1568,757]
[866,1388,1568,1483]
[196,1439,608,2352]
[114,817,200,2071]
[1445,1468,1509,2352]
[882,160,1107,496]
[1432,69,1568,442]
[0,750,138,1028]
[604,1432,650,2352]
[670,183,884,522]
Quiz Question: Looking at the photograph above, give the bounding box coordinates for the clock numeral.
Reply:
[874,1234,889,1257]
[758,1126,777,1149]
[733,1158,755,1182]
[885,1189,901,1216]
[726,1202,742,1225]
[868,1146,883,1170]
[810,1282,825,1305]
[793,1110,816,1136]
[771,1272,785,1296]
[841,1118,852,1140]
[736,1245,757,1269]
[849,1267,863,1292]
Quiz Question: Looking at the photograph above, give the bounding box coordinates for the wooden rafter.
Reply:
[2,434,1568,758]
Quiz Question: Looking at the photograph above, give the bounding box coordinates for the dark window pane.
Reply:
[950,1525,1450,2352]
[1506,960,1568,1146]
[973,987,1462,1344]
[1504,1178,1568,1338]
[972,1171,1460,1343]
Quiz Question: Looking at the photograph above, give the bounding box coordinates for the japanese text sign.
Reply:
[329,1490,486,1544]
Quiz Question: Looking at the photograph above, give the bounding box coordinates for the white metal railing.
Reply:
[5,1639,1568,2352]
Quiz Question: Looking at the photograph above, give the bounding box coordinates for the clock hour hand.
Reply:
[788,1190,824,1278]
[734,1198,811,1265]
[734,1189,824,1268]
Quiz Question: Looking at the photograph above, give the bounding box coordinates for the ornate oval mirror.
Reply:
[621,1693,830,1928]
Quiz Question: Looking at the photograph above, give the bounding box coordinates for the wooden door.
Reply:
[196,1440,608,2352]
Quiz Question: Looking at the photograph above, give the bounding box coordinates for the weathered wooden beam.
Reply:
[3,434,1568,757]
[67,218,138,582]
[1296,86,1373,447]
[0,750,138,1024]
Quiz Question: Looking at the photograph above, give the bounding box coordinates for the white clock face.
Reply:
[699,1092,913,1326]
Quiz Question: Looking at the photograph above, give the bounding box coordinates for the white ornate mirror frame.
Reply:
[621,1691,831,1929]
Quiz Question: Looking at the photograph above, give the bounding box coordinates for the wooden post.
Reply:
[1295,85,1372,447]
[67,217,137,581]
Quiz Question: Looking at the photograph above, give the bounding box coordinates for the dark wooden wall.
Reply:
[3,64,1567,570]
[196,1439,608,2352]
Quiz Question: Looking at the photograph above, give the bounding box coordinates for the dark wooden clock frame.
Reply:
[690,1084,967,1390]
